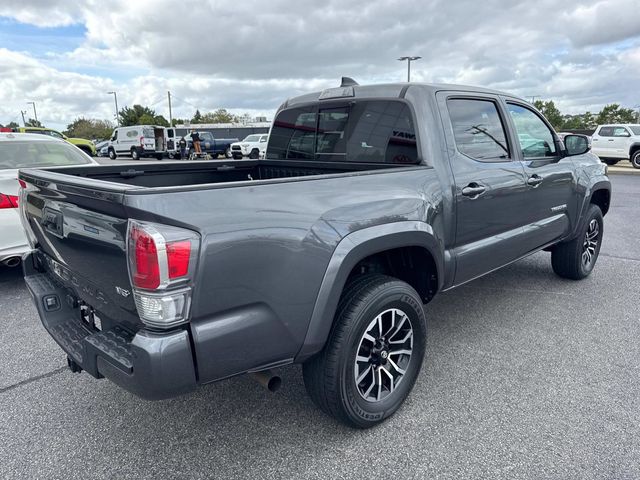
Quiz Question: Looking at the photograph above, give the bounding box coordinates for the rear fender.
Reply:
[295,221,443,361]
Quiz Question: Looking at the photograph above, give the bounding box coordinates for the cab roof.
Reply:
[0,132,67,143]
[282,81,524,108]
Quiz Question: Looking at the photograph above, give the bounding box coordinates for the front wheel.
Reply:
[631,150,640,169]
[303,274,427,428]
[108,148,116,160]
[551,204,603,280]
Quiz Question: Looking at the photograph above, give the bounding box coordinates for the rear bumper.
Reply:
[23,252,196,400]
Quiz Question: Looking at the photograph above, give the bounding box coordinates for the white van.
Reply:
[107,126,167,160]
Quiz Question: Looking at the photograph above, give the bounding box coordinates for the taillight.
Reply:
[127,220,200,329]
[0,193,18,209]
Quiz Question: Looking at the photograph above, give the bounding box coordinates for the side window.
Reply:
[268,106,317,160]
[598,127,613,137]
[612,127,630,137]
[111,130,118,141]
[259,135,267,143]
[447,98,510,161]
[507,103,557,158]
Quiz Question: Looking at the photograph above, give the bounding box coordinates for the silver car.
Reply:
[0,133,98,267]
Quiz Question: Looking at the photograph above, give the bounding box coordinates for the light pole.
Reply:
[635,105,640,123]
[107,91,119,126]
[398,56,421,82]
[27,101,37,122]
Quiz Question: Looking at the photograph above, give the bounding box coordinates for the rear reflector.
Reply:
[0,193,18,209]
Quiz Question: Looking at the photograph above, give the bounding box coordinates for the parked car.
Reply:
[230,133,269,159]
[95,140,110,157]
[591,124,640,168]
[107,126,166,160]
[15,127,97,156]
[19,80,610,428]
[184,131,238,158]
[0,132,98,267]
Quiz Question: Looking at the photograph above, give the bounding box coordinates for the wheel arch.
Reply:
[296,221,443,362]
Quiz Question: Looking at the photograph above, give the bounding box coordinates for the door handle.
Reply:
[527,175,543,187]
[608,139,614,142]
[461,183,486,197]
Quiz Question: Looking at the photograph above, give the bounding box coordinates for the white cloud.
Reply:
[1,0,639,130]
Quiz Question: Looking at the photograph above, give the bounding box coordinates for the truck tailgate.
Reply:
[19,169,142,329]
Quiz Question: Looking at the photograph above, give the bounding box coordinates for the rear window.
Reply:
[142,128,153,137]
[267,100,418,164]
[0,140,92,168]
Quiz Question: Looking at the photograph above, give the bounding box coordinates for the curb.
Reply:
[607,166,639,176]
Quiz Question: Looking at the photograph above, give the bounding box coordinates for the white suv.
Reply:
[230,134,268,159]
[591,124,640,168]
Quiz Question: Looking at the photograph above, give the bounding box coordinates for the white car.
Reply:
[591,124,640,168]
[0,133,98,267]
[230,134,269,159]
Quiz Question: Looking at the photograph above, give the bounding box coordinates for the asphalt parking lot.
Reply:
[1,174,638,479]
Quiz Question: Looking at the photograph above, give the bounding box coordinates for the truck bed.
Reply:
[27,160,397,191]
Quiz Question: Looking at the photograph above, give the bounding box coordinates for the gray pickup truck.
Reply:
[19,80,610,428]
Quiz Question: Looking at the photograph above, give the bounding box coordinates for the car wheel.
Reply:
[108,148,116,160]
[156,154,163,160]
[131,148,139,160]
[303,274,427,428]
[551,204,603,280]
[631,150,640,169]
[249,148,260,159]
[225,147,232,158]
[602,158,619,166]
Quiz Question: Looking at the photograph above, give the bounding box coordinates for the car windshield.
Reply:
[630,126,640,135]
[244,135,260,142]
[0,140,92,168]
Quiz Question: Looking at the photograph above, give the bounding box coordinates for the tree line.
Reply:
[532,100,637,131]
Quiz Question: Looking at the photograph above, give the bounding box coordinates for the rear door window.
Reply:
[612,127,630,137]
[266,100,418,164]
[447,98,510,161]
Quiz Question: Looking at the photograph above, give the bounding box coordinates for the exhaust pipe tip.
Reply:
[248,369,282,393]
[2,256,21,268]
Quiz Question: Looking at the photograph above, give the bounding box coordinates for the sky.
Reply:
[1,0,639,131]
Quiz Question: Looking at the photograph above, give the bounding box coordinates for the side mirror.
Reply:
[564,134,590,156]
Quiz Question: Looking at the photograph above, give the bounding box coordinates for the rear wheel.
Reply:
[631,150,640,169]
[303,274,427,428]
[551,204,603,280]
[131,148,140,160]
[225,147,232,158]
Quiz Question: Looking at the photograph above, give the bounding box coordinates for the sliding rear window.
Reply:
[267,100,418,164]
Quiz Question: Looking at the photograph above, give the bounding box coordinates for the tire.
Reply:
[108,148,116,160]
[303,274,427,428]
[631,150,640,169]
[602,158,619,166]
[225,147,232,158]
[551,204,603,280]
[131,148,139,160]
[249,148,260,159]
[156,154,163,160]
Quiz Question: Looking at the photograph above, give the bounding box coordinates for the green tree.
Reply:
[137,113,156,125]
[2,121,19,129]
[200,108,238,124]
[25,118,44,128]
[119,105,167,127]
[596,104,637,125]
[533,100,563,130]
[191,109,203,124]
[64,117,114,140]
